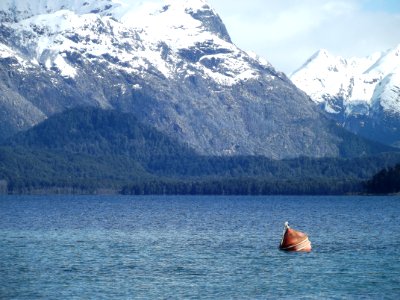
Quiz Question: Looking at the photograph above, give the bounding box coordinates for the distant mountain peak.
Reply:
[291,44,400,147]
[311,49,331,59]
[292,44,400,111]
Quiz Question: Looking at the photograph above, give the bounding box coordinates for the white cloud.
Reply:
[208,0,400,74]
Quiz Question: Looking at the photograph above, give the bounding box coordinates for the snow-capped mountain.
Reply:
[291,46,400,147]
[0,0,388,158]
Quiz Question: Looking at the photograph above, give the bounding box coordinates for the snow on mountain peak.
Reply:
[372,70,400,113]
[111,0,229,45]
[0,0,257,85]
[311,49,332,60]
[0,0,218,25]
[291,45,400,115]
[364,45,400,75]
[0,0,114,21]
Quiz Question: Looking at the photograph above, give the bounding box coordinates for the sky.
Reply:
[207,0,400,74]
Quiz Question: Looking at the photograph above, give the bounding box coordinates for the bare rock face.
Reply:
[0,0,383,158]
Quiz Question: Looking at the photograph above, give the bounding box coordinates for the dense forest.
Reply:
[120,178,361,195]
[365,164,400,194]
[1,107,399,195]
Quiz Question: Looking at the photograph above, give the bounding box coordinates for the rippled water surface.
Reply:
[1,195,399,299]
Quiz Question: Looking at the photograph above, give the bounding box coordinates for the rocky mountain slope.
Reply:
[0,0,390,158]
[291,45,400,147]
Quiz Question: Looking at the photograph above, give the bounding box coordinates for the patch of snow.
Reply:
[365,45,400,75]
[0,0,116,22]
[0,43,32,69]
[325,103,340,114]
[371,70,400,114]
[53,54,77,78]
[246,50,272,68]
[0,43,17,59]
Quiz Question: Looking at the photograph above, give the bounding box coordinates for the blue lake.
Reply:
[1,195,399,299]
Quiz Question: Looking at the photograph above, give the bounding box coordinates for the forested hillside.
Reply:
[365,164,400,194]
[1,108,400,194]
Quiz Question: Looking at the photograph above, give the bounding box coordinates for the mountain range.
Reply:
[0,0,392,159]
[291,45,400,147]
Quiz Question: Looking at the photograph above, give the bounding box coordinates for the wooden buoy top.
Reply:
[279,222,312,252]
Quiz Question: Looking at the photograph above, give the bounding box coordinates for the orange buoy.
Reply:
[279,222,312,252]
